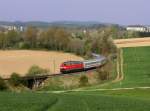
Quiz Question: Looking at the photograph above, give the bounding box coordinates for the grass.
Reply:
[0,92,58,111]
[101,89,150,99]
[73,88,150,100]
[51,93,150,111]
[122,46,150,87]
[0,91,150,111]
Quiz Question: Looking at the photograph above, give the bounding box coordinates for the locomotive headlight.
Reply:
[60,66,67,69]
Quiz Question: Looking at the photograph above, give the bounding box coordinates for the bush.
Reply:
[97,69,109,81]
[18,42,30,49]
[79,75,89,87]
[9,73,22,86]
[0,76,7,90]
[27,65,49,76]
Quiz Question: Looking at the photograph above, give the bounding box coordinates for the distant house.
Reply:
[0,25,24,32]
[126,25,150,32]
[0,26,5,32]
[147,26,150,32]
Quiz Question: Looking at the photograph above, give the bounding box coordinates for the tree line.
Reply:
[0,26,118,57]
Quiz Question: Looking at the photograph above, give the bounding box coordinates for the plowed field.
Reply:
[0,50,83,78]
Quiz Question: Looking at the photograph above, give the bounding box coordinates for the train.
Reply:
[60,55,107,73]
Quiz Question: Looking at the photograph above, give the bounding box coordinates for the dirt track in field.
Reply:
[114,37,150,48]
[0,50,83,78]
[111,37,150,86]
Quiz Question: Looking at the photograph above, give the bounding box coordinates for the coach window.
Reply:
[64,62,70,66]
[70,61,75,65]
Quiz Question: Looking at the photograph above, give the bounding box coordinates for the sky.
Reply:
[0,0,149,25]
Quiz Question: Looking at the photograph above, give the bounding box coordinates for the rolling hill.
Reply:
[1,43,150,111]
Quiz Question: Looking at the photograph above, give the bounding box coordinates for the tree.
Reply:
[24,26,38,48]
[38,28,56,49]
[0,32,4,48]
[69,38,85,55]
[0,32,7,49]
[0,76,7,90]
[79,75,89,86]
[83,33,93,57]
[27,65,49,76]
[8,73,22,86]
[37,27,70,51]
[54,28,70,51]
[90,28,117,56]
[97,69,109,81]
[6,30,20,47]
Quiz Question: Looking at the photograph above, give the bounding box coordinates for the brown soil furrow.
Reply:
[0,50,83,78]
[114,37,150,48]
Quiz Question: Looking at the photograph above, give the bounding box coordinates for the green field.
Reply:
[122,46,150,87]
[0,92,58,111]
[0,91,150,111]
[107,46,150,88]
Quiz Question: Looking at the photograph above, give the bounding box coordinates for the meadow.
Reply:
[0,92,58,111]
[119,46,150,87]
[1,91,150,111]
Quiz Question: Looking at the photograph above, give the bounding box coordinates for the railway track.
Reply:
[4,68,97,81]
[3,68,98,89]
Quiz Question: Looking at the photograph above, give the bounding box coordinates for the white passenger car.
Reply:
[83,57,106,69]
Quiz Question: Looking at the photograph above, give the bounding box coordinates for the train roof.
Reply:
[83,57,106,63]
[63,61,83,64]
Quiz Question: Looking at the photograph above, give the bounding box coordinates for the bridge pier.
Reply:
[26,77,48,89]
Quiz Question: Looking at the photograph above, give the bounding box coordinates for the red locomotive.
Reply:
[60,61,84,73]
[60,56,107,73]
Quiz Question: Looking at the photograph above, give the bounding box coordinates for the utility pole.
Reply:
[53,59,56,74]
